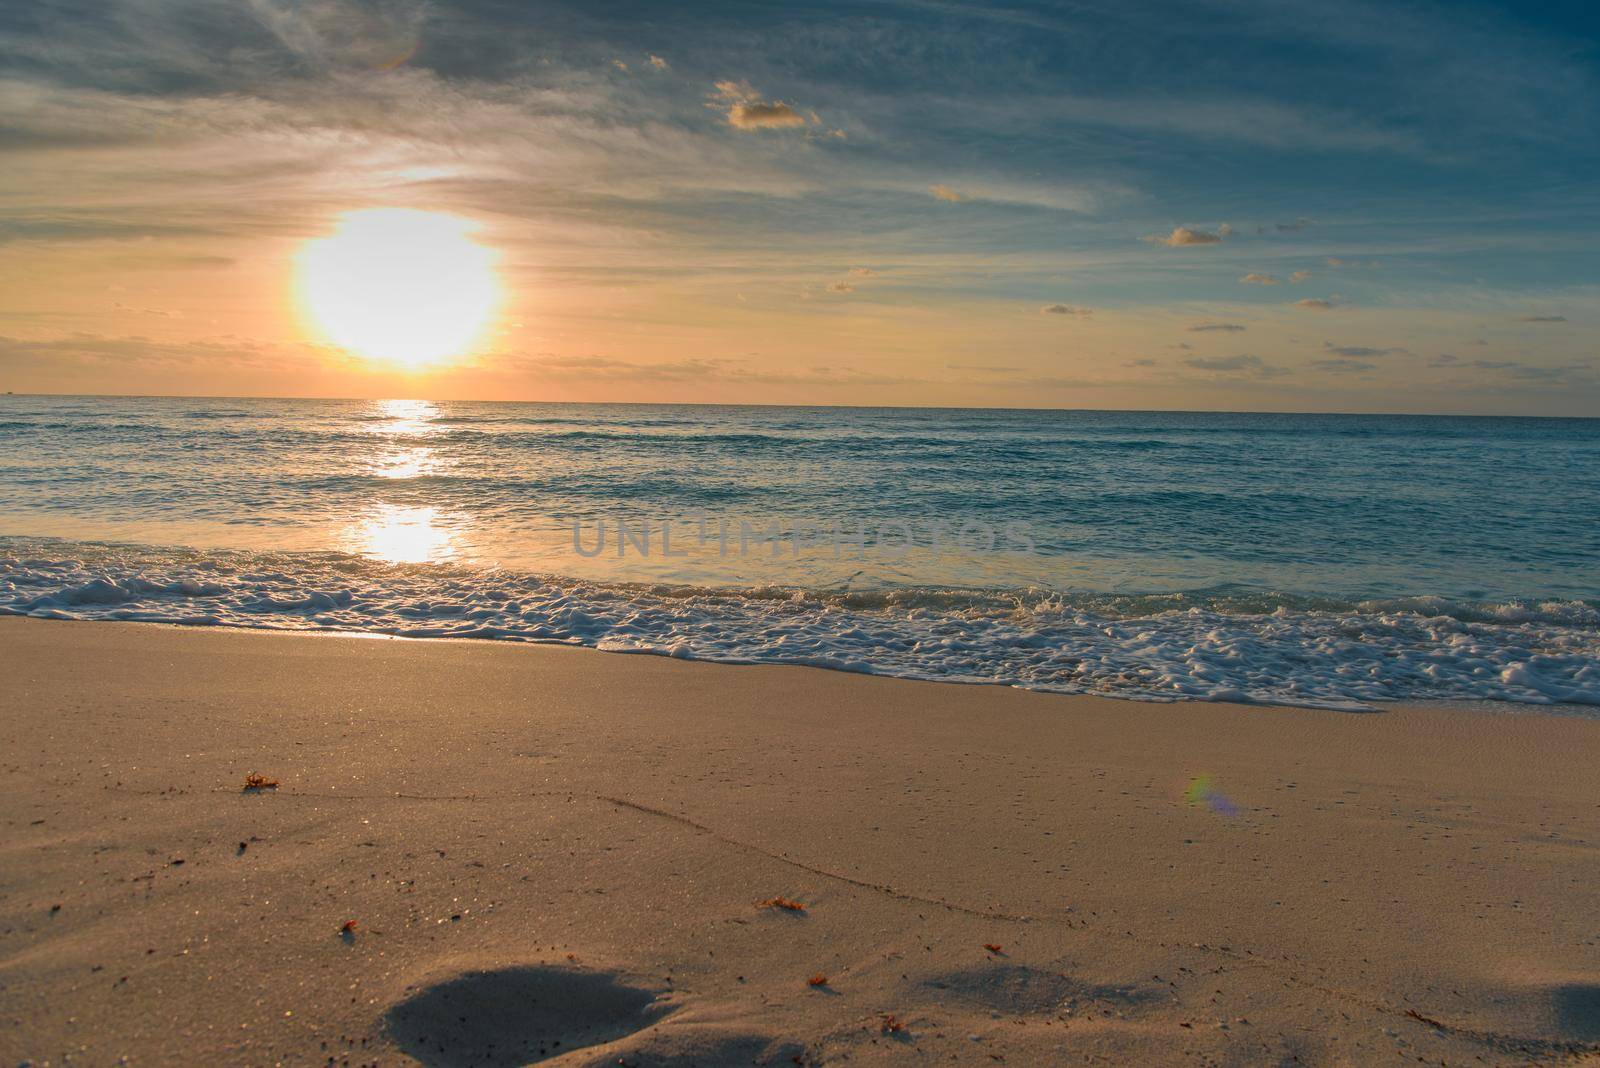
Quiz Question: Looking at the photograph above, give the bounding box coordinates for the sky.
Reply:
[0,0,1597,413]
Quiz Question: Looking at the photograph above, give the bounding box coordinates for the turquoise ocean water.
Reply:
[2,395,1596,710]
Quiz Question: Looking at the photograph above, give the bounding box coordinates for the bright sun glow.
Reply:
[297,209,499,368]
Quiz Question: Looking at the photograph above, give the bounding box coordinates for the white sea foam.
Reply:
[3,539,1597,712]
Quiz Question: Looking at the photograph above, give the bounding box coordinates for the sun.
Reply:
[296,208,500,368]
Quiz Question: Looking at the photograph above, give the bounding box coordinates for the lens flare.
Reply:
[1184,774,1240,817]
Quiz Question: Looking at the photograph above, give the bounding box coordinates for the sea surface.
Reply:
[2,395,1597,710]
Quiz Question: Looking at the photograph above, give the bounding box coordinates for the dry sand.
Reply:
[1,616,1598,1066]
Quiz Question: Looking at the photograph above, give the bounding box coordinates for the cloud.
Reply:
[826,281,853,293]
[1239,273,1279,285]
[516,351,907,387]
[1039,303,1091,317]
[248,0,426,72]
[1424,357,1595,386]
[1182,354,1277,375]
[0,331,347,392]
[1515,315,1567,322]
[1186,322,1246,332]
[1312,358,1378,373]
[729,101,807,130]
[1289,270,1312,283]
[1321,342,1405,357]
[1124,358,1157,367]
[849,267,878,277]
[711,81,809,130]
[918,181,1097,211]
[112,301,182,318]
[1293,297,1343,310]
[1143,225,1229,247]
[647,55,669,71]
[1506,363,1594,384]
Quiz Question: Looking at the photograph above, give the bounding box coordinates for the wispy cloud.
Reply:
[1039,303,1092,317]
[1182,353,1281,377]
[1322,342,1405,357]
[1311,358,1377,374]
[2,0,1596,412]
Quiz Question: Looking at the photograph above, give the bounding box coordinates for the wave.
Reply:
[2,537,1596,712]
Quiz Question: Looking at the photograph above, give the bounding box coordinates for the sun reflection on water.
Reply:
[373,445,438,479]
[346,400,465,563]
[356,504,457,564]
[367,397,440,436]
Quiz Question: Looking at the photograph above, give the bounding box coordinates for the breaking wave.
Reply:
[4,537,1596,712]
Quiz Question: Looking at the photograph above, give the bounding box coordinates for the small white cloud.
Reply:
[1240,273,1279,285]
[1294,297,1343,310]
[1289,270,1312,283]
[648,55,669,70]
[929,184,966,203]
[827,281,853,293]
[1143,226,1228,247]
[1187,322,1246,332]
[1039,304,1092,317]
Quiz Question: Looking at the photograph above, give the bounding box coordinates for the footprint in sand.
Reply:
[917,962,1158,1017]
[386,965,669,1066]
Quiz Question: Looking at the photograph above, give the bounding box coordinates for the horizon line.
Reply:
[2,390,1597,421]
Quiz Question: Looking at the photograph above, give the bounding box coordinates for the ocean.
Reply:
[2,394,1597,710]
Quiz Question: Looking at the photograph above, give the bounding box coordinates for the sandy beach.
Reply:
[2,615,1598,1066]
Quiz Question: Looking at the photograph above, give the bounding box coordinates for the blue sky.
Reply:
[0,0,1595,411]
